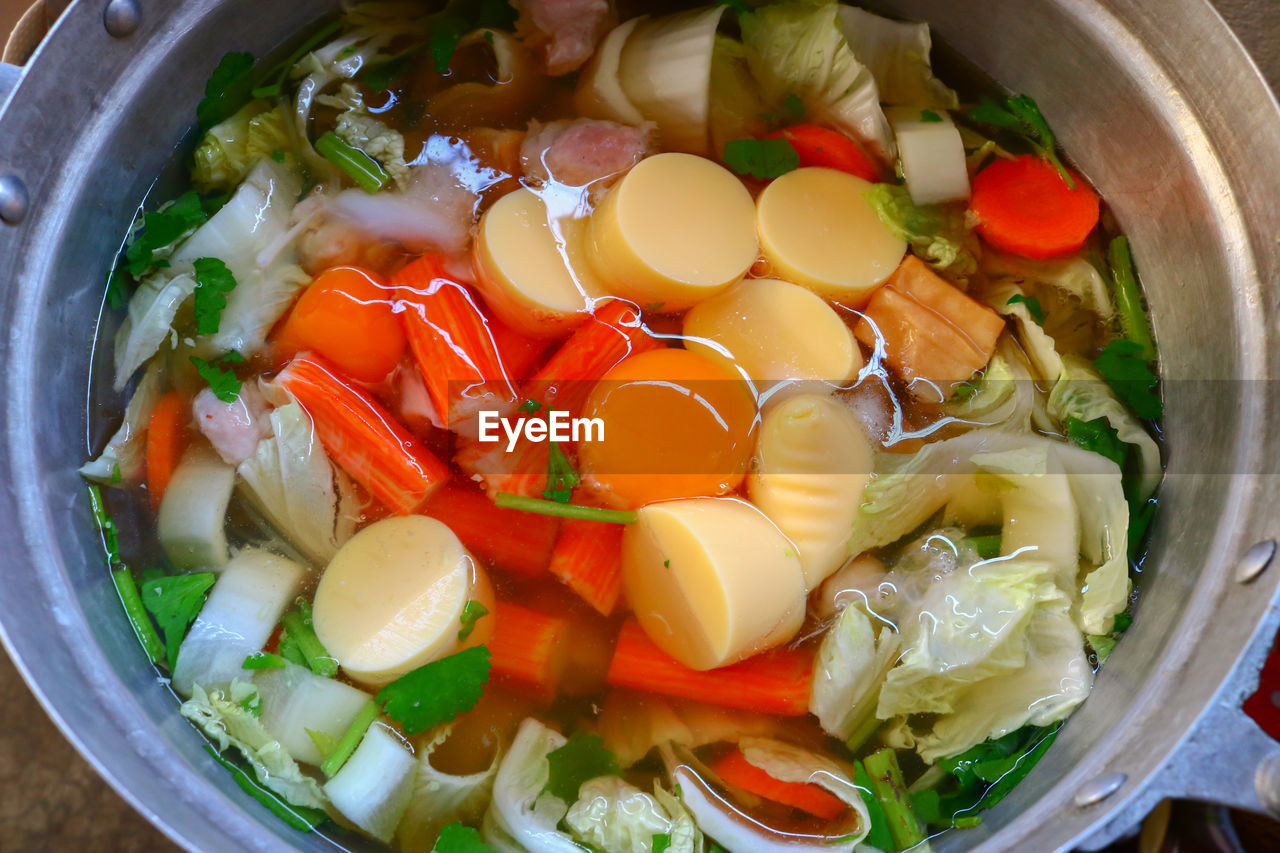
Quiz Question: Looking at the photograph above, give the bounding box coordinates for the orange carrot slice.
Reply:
[488,601,571,701]
[763,124,881,182]
[145,391,188,512]
[393,254,520,435]
[548,519,624,616]
[970,153,1100,259]
[273,266,406,383]
[421,482,560,578]
[709,748,848,820]
[276,353,449,514]
[606,619,814,716]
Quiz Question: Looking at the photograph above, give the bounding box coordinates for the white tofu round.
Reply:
[756,168,906,306]
[312,516,495,686]
[622,497,806,671]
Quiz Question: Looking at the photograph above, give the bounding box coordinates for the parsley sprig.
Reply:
[968,94,1074,188]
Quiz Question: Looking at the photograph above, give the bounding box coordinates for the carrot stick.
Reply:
[421,482,560,578]
[970,153,1099,259]
[393,254,520,434]
[276,353,449,515]
[548,519,623,616]
[709,748,848,820]
[488,601,571,701]
[606,619,814,716]
[763,125,881,182]
[526,300,660,417]
[454,431,551,499]
[146,391,188,512]
[272,266,406,383]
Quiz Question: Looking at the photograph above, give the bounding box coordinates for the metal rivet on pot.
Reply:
[0,174,29,225]
[1237,540,1277,584]
[1075,772,1127,808]
[103,0,141,38]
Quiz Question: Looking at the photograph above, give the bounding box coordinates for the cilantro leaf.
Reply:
[723,138,801,180]
[1006,293,1046,325]
[1113,612,1133,633]
[457,600,490,642]
[193,257,239,335]
[716,0,752,15]
[434,822,497,852]
[105,269,131,310]
[243,651,287,670]
[543,732,619,802]
[123,192,208,277]
[1094,339,1162,419]
[1065,416,1128,469]
[782,92,806,121]
[518,398,543,413]
[652,834,673,853]
[542,442,580,504]
[140,572,216,669]
[968,93,1073,187]
[190,355,243,403]
[920,109,944,123]
[197,52,256,130]
[376,645,491,735]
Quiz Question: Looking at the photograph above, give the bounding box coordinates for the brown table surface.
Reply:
[2,1,1280,852]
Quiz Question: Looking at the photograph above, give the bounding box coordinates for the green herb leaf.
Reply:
[204,746,327,832]
[1128,497,1156,559]
[315,131,390,193]
[543,732,619,803]
[542,442,580,504]
[240,689,263,718]
[518,398,543,413]
[1107,235,1157,361]
[1088,633,1118,664]
[963,533,1002,560]
[1006,293,1046,325]
[197,52,256,130]
[494,492,637,524]
[429,14,471,74]
[1065,416,1128,470]
[281,599,338,677]
[968,93,1073,187]
[723,138,801,180]
[920,109,944,123]
[782,92,806,120]
[140,572,217,670]
[716,0,752,15]
[376,646,491,735]
[1113,613,1133,633]
[1094,339,1162,419]
[105,269,131,310]
[434,822,497,853]
[190,355,243,403]
[123,191,208,277]
[651,833,673,853]
[457,600,490,642]
[193,257,239,335]
[243,651,287,670]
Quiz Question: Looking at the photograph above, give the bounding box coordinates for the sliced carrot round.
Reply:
[273,266,406,383]
[764,124,881,182]
[146,391,188,512]
[970,154,1100,259]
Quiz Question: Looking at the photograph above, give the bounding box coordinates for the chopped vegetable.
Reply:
[457,600,490,643]
[112,569,166,665]
[852,761,894,851]
[204,746,327,832]
[965,533,1003,560]
[242,651,286,670]
[970,154,1099,259]
[1094,339,1162,419]
[1107,236,1157,361]
[144,391,187,512]
[141,572,216,670]
[315,131,391,193]
[967,93,1071,186]
[323,723,416,843]
[722,138,801,179]
[155,444,235,570]
[320,700,381,778]
[494,492,638,524]
[488,602,571,700]
[197,52,256,130]
[422,484,560,578]
[809,604,899,741]
[865,183,978,279]
[189,354,243,403]
[191,102,295,194]
[542,443,579,504]
[709,748,847,819]
[834,5,958,109]
[123,191,208,278]
[544,732,620,802]
[1065,416,1128,469]
[761,124,879,181]
[548,519,624,616]
[1006,293,1045,325]
[606,619,814,716]
[275,353,451,515]
[376,645,492,735]
[433,822,497,852]
[81,360,167,485]
[564,777,685,853]
[398,724,501,851]
[192,257,239,335]
[864,748,931,852]
[280,599,338,678]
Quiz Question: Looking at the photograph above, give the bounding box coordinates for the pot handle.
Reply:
[1157,700,1280,816]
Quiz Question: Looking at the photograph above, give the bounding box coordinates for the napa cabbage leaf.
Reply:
[191,101,297,194]
[865,183,979,280]
[81,358,167,484]
[835,5,958,109]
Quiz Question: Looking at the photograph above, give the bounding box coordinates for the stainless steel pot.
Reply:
[2,1,1280,851]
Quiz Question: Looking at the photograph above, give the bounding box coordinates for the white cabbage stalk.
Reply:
[237,398,359,566]
[708,35,769,160]
[324,723,416,843]
[809,604,901,740]
[172,549,306,696]
[888,106,969,205]
[81,358,167,484]
[253,662,373,766]
[157,444,236,571]
[741,0,894,162]
[574,17,648,125]
[181,681,328,809]
[1048,354,1162,500]
[944,337,1042,433]
[396,724,501,852]
[113,272,197,390]
[835,5,958,108]
[983,280,1064,382]
[984,251,1116,322]
[482,718,581,853]
[564,777,677,853]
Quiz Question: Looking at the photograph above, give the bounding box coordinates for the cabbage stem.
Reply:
[315,131,389,193]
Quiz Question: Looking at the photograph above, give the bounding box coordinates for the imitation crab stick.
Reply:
[393,254,520,435]
[276,353,449,515]
[548,519,624,616]
[421,482,560,578]
[709,748,848,820]
[146,391,188,512]
[487,601,572,701]
[526,300,660,416]
[763,125,881,182]
[454,432,551,500]
[272,266,406,383]
[606,619,814,716]
[969,153,1100,259]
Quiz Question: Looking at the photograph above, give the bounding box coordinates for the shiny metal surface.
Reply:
[0,1,1279,852]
